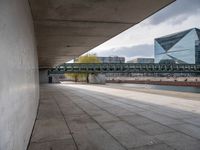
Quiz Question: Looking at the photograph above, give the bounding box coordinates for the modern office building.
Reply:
[127,58,154,63]
[98,56,125,63]
[154,28,200,64]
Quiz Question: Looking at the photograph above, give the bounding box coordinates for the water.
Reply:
[122,83,200,93]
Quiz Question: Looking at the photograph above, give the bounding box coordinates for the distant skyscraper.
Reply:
[98,56,125,63]
[154,28,200,64]
[127,58,154,63]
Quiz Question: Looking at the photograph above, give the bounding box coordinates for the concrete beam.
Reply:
[29,0,174,68]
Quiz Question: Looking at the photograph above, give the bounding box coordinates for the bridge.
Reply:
[48,63,200,74]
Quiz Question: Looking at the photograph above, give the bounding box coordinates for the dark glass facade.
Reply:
[155,28,200,64]
[195,40,200,64]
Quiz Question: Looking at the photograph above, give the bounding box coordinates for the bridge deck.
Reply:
[28,83,200,150]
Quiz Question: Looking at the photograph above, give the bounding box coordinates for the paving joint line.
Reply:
[59,88,176,149]
[53,94,79,150]
[60,85,200,144]
[58,89,129,150]
[76,88,200,142]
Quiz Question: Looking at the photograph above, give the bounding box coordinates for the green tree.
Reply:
[65,54,100,83]
[77,54,100,63]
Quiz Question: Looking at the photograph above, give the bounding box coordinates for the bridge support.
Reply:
[39,69,60,84]
[39,69,49,83]
[88,74,106,84]
[51,74,61,83]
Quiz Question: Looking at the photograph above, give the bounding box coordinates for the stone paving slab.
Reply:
[91,110,120,123]
[102,121,160,148]
[129,143,175,150]
[64,114,101,132]
[72,129,126,150]
[135,122,175,135]
[138,111,182,125]
[169,123,200,139]
[37,102,62,120]
[29,139,76,150]
[183,117,200,127]
[147,106,194,119]
[77,90,147,113]
[103,106,137,116]
[31,118,71,142]
[120,114,155,126]
[60,105,84,116]
[155,132,200,150]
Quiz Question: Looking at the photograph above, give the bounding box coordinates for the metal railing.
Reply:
[48,63,200,74]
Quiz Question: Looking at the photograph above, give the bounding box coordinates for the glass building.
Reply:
[154,28,200,64]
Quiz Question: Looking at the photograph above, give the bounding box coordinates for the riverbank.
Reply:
[106,76,200,87]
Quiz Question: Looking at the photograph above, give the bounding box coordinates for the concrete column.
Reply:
[51,74,61,83]
[39,69,49,83]
[39,69,61,84]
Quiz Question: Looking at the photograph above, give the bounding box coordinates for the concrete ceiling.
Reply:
[29,0,174,68]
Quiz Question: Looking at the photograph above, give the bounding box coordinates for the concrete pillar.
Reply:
[39,69,61,84]
[39,69,49,83]
[51,74,61,83]
[88,73,106,84]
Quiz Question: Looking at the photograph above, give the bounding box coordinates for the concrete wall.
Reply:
[0,0,39,150]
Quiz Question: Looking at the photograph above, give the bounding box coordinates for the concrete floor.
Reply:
[28,83,200,150]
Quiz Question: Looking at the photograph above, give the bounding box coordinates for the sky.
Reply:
[79,0,200,62]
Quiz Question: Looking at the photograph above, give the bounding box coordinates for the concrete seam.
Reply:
[26,97,40,150]
[53,94,79,150]
[58,89,129,150]
[34,18,135,25]
[76,88,200,141]
[60,89,177,149]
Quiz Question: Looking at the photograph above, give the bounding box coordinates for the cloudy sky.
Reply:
[83,0,200,62]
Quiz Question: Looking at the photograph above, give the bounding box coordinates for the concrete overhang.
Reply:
[29,0,174,68]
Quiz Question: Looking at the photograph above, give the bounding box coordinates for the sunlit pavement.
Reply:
[28,82,200,150]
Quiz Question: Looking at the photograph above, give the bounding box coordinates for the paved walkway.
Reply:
[28,83,200,150]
